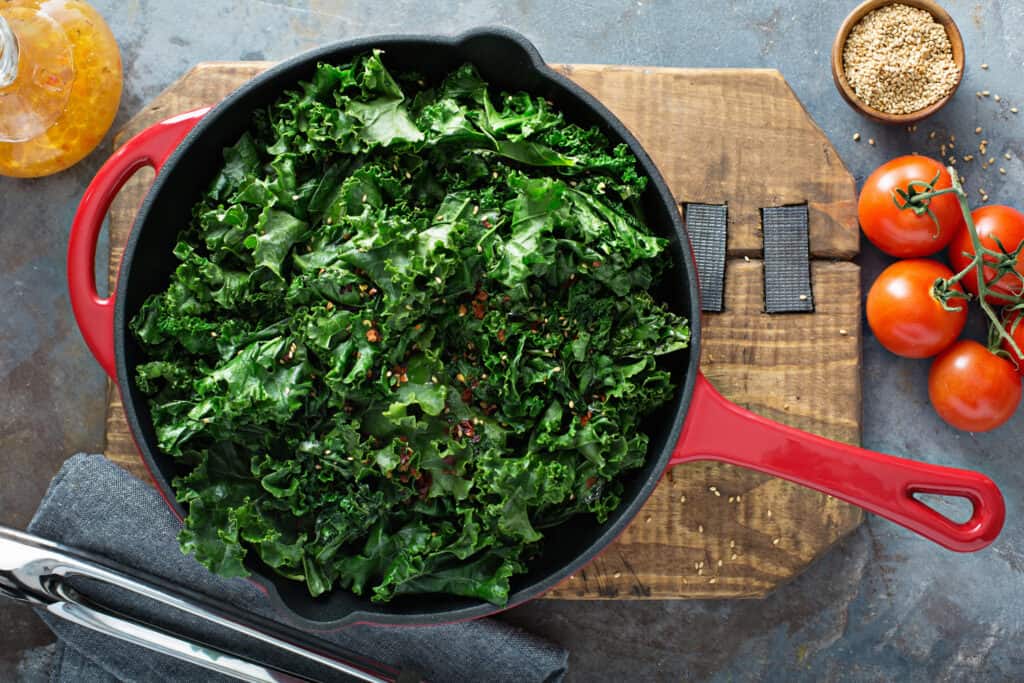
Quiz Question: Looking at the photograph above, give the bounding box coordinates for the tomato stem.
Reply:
[939,168,1024,359]
[889,171,955,240]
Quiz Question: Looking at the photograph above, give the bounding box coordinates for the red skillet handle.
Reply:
[67,108,210,379]
[671,373,1005,552]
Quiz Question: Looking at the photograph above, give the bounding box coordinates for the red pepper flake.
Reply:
[592,261,602,268]
[366,329,381,343]
[475,289,489,302]
[417,473,433,499]
[497,329,506,343]
[580,411,593,427]
[585,476,597,489]
[472,300,486,319]
[461,387,473,402]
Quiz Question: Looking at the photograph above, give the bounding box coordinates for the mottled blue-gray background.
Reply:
[2,0,1023,680]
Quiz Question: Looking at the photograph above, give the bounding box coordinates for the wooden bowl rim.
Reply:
[831,0,965,125]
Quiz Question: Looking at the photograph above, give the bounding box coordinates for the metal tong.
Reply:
[0,526,415,683]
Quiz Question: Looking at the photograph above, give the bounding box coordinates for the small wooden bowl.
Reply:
[831,0,965,124]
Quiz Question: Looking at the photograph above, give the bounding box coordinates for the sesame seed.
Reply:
[995,95,1002,102]
[1005,152,1013,159]
[976,127,983,134]
[982,63,989,69]
[868,138,876,146]
[744,255,751,262]
[929,131,937,139]
[698,524,704,533]
[645,516,652,523]
[772,538,781,545]
[718,559,724,567]
[728,496,735,503]
[680,495,687,503]
[614,571,622,578]
[767,509,773,518]
[799,294,808,301]
[1000,168,1006,174]
[729,540,735,548]
[839,328,849,336]
[731,553,738,560]
[1012,108,1020,114]
[989,157,996,164]
[709,577,717,584]
[983,90,991,97]
[853,132,861,141]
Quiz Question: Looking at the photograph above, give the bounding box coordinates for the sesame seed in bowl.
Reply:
[831,0,965,124]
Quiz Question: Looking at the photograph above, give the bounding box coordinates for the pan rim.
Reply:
[114,26,702,628]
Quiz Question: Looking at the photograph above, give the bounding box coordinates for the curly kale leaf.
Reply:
[130,52,689,606]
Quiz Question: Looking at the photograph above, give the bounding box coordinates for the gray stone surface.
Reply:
[1,0,1022,680]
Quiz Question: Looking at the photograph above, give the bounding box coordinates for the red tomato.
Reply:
[929,340,1021,432]
[1002,310,1024,374]
[866,259,967,358]
[947,205,1024,304]
[858,156,964,257]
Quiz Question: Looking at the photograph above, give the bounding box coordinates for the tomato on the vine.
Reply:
[948,205,1024,304]
[929,340,1021,432]
[858,156,964,257]
[1002,310,1024,374]
[867,259,967,358]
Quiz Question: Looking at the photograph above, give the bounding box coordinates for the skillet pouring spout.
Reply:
[670,373,1005,552]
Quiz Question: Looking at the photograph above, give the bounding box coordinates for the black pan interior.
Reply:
[115,28,701,628]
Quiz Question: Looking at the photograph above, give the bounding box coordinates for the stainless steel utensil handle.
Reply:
[0,527,401,683]
[48,600,306,683]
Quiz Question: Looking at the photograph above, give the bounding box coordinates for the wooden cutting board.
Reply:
[103,62,862,599]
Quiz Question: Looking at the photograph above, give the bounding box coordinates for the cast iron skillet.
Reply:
[68,28,1005,630]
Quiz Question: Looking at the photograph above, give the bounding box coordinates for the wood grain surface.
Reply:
[104,62,862,599]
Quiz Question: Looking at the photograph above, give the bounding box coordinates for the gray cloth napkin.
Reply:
[27,454,569,683]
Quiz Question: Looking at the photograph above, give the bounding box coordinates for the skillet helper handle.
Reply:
[67,108,210,379]
[670,373,1005,552]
